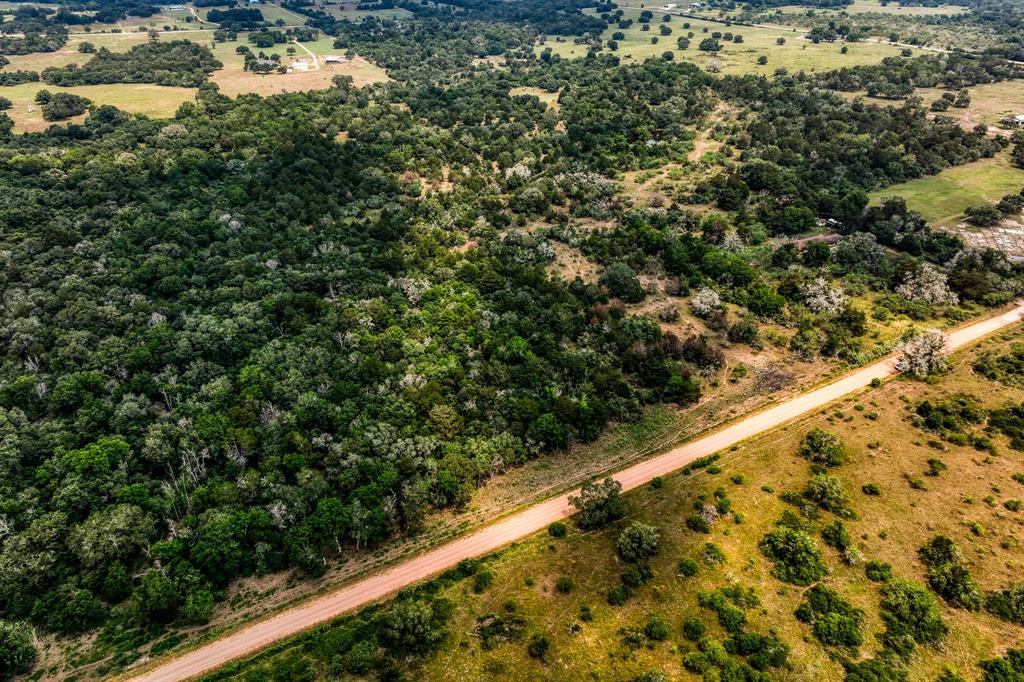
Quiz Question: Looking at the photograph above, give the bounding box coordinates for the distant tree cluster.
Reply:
[41,41,222,87]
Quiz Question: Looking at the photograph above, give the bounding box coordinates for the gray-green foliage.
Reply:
[0,620,36,676]
[617,522,660,563]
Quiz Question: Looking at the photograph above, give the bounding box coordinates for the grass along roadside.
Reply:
[120,302,1024,681]
[193,311,1024,682]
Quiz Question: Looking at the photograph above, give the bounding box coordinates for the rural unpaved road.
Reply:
[128,303,1024,682]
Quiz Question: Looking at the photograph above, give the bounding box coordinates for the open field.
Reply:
[869,151,1024,227]
[0,81,196,131]
[196,1,305,25]
[0,29,387,110]
[538,9,906,76]
[208,35,389,96]
[776,0,969,15]
[314,1,413,20]
[836,80,1024,132]
[509,86,560,111]
[192,318,1024,682]
[917,80,1024,129]
[0,30,158,72]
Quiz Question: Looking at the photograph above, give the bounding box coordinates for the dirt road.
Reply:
[127,303,1024,682]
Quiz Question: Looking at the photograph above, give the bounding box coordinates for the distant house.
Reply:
[291,60,309,71]
[168,4,184,10]
[323,55,345,64]
[689,2,703,8]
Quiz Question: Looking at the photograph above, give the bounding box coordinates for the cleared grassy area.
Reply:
[207,35,389,96]
[917,80,1024,129]
[538,10,906,76]
[869,151,1024,226]
[196,1,305,25]
[316,1,413,20]
[0,30,159,72]
[0,81,195,131]
[0,29,386,105]
[509,86,560,111]
[210,323,1024,682]
[776,0,968,15]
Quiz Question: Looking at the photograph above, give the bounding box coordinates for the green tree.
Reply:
[617,522,660,562]
[0,621,36,676]
[599,262,645,303]
[759,526,826,585]
[569,478,624,530]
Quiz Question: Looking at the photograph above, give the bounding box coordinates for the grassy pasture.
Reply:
[916,80,1024,129]
[315,1,413,20]
[776,0,969,15]
[509,86,561,111]
[538,9,906,76]
[196,2,306,25]
[0,29,387,112]
[0,81,196,131]
[0,30,159,72]
[869,151,1024,226]
[207,35,388,96]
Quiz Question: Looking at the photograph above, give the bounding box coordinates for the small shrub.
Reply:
[822,520,852,552]
[547,522,567,538]
[608,585,632,606]
[686,515,712,533]
[621,563,653,589]
[527,633,550,661]
[759,525,827,585]
[865,560,892,582]
[919,536,982,610]
[800,428,847,466]
[795,585,864,647]
[701,543,726,565]
[679,558,699,577]
[645,616,670,641]
[984,584,1024,624]
[617,522,660,562]
[805,474,851,515]
[862,483,881,496]
[682,617,705,641]
[879,579,947,645]
[555,577,574,594]
[473,570,495,593]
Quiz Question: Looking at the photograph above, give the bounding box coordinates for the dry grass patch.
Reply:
[0,81,196,131]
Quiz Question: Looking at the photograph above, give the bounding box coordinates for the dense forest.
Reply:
[1,0,1024,676]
